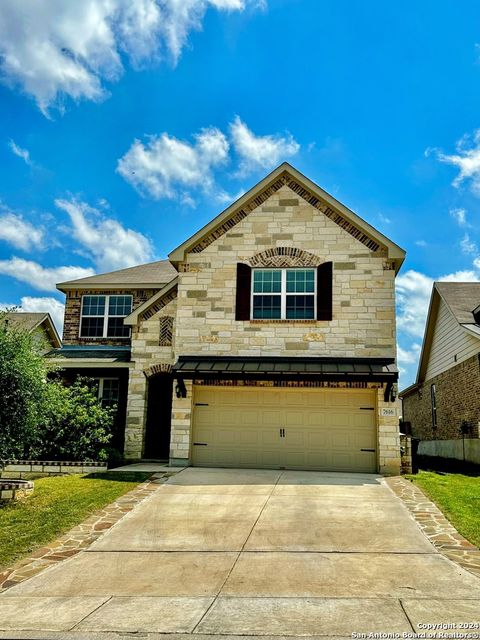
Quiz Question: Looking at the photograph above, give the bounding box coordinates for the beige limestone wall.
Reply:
[174,185,396,360]
[377,387,401,475]
[124,297,177,459]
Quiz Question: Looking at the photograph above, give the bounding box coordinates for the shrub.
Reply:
[0,312,114,461]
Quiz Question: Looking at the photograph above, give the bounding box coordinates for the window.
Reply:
[93,378,120,408]
[252,269,316,320]
[430,384,437,429]
[80,295,132,338]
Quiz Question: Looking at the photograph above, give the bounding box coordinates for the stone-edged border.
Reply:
[386,476,480,578]
[0,479,34,502]
[0,460,107,478]
[0,472,172,593]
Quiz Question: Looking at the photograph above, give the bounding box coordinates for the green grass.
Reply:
[0,472,151,570]
[408,471,480,548]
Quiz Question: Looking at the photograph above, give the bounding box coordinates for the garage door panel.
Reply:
[192,387,377,472]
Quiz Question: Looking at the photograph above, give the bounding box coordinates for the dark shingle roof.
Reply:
[3,312,49,332]
[435,282,480,324]
[57,259,177,289]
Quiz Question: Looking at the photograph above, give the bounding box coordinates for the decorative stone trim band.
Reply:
[249,246,323,268]
[0,479,34,502]
[189,171,384,255]
[0,460,107,478]
[194,378,382,389]
[144,362,173,377]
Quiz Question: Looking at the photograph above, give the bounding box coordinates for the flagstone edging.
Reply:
[0,472,170,593]
[386,476,480,578]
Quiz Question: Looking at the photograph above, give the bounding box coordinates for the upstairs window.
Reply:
[252,269,316,320]
[80,295,132,338]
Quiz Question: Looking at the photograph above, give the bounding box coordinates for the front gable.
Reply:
[169,163,405,272]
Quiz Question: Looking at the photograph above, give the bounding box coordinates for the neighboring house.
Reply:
[3,312,61,353]
[51,163,405,474]
[400,282,480,464]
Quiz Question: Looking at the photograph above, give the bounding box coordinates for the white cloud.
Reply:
[55,198,155,271]
[436,130,480,194]
[396,267,480,339]
[0,258,94,291]
[0,296,65,336]
[0,1,259,115]
[460,233,478,255]
[117,127,229,201]
[230,115,300,173]
[8,139,32,165]
[397,343,422,367]
[450,207,469,227]
[415,240,427,247]
[0,210,44,251]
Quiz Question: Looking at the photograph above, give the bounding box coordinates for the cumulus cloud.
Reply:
[0,1,259,115]
[435,130,480,194]
[55,198,155,271]
[0,209,44,251]
[8,139,32,165]
[0,296,65,335]
[396,268,480,339]
[117,127,229,202]
[0,258,94,291]
[230,115,300,173]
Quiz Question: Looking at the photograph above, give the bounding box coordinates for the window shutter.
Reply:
[235,263,251,320]
[316,262,333,321]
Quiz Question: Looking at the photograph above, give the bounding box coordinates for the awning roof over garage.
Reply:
[173,356,398,382]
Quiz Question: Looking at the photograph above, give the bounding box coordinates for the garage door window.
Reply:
[252,269,315,319]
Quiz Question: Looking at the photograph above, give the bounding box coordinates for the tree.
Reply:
[0,311,46,459]
[0,311,114,461]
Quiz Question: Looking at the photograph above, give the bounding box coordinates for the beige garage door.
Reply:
[192,386,377,472]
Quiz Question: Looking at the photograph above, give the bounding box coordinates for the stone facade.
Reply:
[62,289,157,346]
[402,354,480,441]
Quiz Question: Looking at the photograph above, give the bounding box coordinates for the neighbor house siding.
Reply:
[403,354,480,440]
[425,298,480,380]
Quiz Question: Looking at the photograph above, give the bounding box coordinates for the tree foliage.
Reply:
[0,311,114,461]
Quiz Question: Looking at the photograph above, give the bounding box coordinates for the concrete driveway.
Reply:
[1,467,480,637]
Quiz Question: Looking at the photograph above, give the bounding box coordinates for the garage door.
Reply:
[191,386,377,472]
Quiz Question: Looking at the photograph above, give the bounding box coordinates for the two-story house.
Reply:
[51,163,405,474]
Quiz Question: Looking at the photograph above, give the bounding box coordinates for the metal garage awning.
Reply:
[173,356,398,382]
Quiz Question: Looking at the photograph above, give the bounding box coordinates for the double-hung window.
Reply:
[252,269,316,320]
[80,295,132,338]
[93,378,120,408]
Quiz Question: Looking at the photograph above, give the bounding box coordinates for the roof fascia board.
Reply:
[124,277,178,325]
[57,282,168,292]
[416,286,440,384]
[168,162,405,269]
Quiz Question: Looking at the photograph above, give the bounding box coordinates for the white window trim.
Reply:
[95,377,120,405]
[79,294,133,339]
[250,268,316,320]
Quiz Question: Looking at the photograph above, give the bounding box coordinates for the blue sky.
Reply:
[1,0,480,388]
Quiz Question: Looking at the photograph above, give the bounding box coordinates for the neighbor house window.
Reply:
[94,378,120,408]
[80,295,132,338]
[430,384,437,429]
[251,269,316,320]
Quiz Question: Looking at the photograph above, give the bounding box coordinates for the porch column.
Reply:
[124,369,148,460]
[377,386,401,475]
[169,379,193,466]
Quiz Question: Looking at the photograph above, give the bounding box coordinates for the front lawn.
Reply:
[408,471,480,548]
[0,472,151,570]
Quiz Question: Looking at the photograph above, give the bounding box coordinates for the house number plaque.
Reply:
[381,408,397,417]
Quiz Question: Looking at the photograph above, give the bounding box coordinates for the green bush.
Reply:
[0,311,114,461]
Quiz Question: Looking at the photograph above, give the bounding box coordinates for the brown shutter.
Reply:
[316,262,333,321]
[235,263,251,320]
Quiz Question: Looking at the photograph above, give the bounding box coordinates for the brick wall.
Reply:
[62,289,158,346]
[402,354,480,440]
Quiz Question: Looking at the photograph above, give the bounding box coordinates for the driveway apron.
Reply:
[1,467,479,636]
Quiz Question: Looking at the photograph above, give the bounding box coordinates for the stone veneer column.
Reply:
[124,369,148,460]
[169,379,193,466]
[377,387,401,475]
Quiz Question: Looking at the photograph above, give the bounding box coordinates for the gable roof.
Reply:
[124,277,178,325]
[168,162,406,273]
[2,312,61,348]
[404,281,480,391]
[57,259,177,291]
